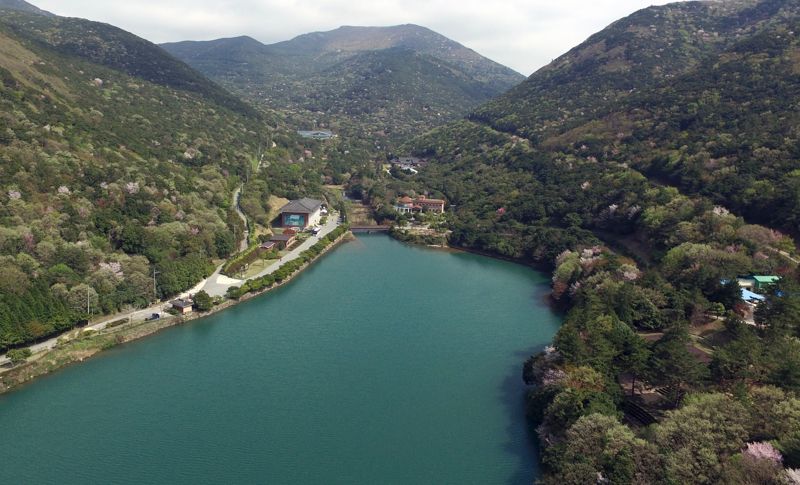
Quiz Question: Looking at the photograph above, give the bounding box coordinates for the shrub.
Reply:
[7,348,32,365]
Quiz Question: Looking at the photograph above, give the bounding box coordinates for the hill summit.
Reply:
[162,25,525,145]
[0,0,53,16]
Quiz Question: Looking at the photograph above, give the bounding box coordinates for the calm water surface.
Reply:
[0,235,561,484]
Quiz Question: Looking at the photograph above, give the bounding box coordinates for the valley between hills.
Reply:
[1,0,800,483]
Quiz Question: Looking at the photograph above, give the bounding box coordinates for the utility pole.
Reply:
[152,267,160,301]
[87,286,90,316]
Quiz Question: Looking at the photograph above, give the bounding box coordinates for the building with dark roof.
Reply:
[171,299,193,315]
[270,233,297,250]
[278,198,324,228]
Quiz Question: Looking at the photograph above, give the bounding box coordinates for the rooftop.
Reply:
[753,275,780,283]
[742,288,766,302]
[417,198,445,204]
[297,130,335,139]
[279,198,324,214]
[171,299,193,309]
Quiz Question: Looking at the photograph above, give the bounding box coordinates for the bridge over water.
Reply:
[350,225,390,233]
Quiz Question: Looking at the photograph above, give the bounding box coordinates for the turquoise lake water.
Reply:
[0,235,561,484]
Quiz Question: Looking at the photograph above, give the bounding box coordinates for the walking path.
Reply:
[233,185,249,252]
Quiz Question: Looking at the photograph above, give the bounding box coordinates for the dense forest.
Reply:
[399,0,800,483]
[472,0,800,237]
[0,9,313,351]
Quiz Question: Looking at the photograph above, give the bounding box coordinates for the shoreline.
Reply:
[0,232,353,396]
[386,234,563,314]
[386,227,554,271]
[0,231,561,396]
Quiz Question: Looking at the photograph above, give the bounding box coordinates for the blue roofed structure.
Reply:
[742,288,766,303]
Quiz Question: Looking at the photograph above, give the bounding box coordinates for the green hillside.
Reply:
[471,0,800,235]
[398,0,800,482]
[162,25,525,146]
[0,10,315,351]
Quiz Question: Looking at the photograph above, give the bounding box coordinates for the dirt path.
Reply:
[233,185,249,252]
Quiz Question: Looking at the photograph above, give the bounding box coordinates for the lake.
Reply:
[0,235,561,484]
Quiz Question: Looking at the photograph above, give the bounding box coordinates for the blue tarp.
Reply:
[742,288,766,302]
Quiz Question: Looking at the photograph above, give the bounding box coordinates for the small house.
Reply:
[752,275,779,292]
[270,233,297,250]
[259,241,276,252]
[171,299,193,315]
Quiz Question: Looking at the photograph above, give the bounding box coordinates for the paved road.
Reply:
[0,214,341,367]
[0,265,220,368]
[251,214,340,280]
[0,301,172,368]
[197,266,244,298]
[199,213,341,297]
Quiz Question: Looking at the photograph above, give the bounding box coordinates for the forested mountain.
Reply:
[472,0,800,235]
[0,0,53,16]
[0,9,317,351]
[394,0,800,482]
[162,25,525,145]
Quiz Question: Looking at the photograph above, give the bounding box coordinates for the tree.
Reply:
[7,348,32,365]
[545,413,662,485]
[652,393,748,484]
[647,327,708,405]
[119,224,145,254]
[214,230,235,258]
[762,338,800,393]
[612,327,651,395]
[756,279,800,338]
[66,284,99,315]
[710,325,764,385]
[193,290,213,312]
[711,279,742,311]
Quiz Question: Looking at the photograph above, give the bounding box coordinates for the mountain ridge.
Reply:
[162,24,525,146]
[0,0,53,16]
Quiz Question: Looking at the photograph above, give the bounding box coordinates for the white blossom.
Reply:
[99,262,124,279]
[125,182,140,194]
[712,206,730,217]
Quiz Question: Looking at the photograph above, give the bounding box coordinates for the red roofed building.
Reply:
[394,195,445,214]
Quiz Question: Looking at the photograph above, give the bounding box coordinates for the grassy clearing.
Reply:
[267,195,290,221]
[241,257,279,279]
[346,200,376,225]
